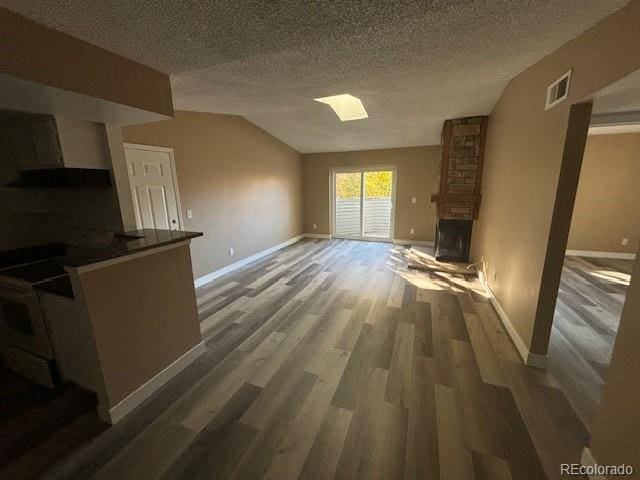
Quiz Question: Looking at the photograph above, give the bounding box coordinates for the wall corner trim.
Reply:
[100,341,206,424]
[580,447,609,480]
[565,249,636,260]
[478,271,548,369]
[392,239,435,247]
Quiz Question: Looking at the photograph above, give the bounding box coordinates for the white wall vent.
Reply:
[545,69,572,110]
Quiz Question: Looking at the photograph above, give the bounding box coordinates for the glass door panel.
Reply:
[334,172,362,238]
[363,170,393,239]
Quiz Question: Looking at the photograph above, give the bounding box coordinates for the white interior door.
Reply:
[333,167,395,241]
[124,144,182,231]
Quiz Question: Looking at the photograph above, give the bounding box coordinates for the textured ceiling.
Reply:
[1,1,630,153]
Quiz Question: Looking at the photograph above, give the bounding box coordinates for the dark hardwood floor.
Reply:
[0,367,105,480]
[548,255,634,432]
[14,239,591,479]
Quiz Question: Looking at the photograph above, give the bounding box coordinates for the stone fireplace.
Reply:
[430,116,488,262]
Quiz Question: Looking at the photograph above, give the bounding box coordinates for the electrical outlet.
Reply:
[313,223,317,230]
[186,209,193,219]
[621,238,629,246]
[410,228,415,235]
[229,248,235,256]
[411,197,417,204]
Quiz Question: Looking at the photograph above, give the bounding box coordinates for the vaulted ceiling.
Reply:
[2,1,630,152]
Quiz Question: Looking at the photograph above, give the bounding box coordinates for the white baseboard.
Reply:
[566,249,636,260]
[393,239,435,247]
[478,271,548,369]
[304,233,332,239]
[525,350,548,369]
[100,341,206,424]
[194,234,306,287]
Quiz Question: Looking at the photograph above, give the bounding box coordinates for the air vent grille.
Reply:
[545,70,572,110]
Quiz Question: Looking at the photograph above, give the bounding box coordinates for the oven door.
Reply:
[0,282,54,359]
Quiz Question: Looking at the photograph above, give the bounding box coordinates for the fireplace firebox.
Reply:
[434,219,473,263]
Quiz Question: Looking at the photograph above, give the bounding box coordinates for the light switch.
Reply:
[411,197,417,204]
[187,209,193,219]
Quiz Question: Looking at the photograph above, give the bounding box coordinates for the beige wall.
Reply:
[123,111,304,278]
[0,7,172,117]
[302,146,441,241]
[591,244,640,469]
[567,133,640,254]
[468,0,640,468]
[471,0,640,355]
[79,245,201,406]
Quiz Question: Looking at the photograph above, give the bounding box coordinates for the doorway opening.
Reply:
[332,167,396,241]
[539,70,640,432]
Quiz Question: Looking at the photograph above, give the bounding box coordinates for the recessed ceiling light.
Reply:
[314,94,368,121]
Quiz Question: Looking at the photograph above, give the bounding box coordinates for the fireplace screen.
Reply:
[434,219,473,263]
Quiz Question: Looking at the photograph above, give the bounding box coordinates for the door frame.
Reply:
[123,143,185,231]
[330,165,397,242]
[530,102,593,358]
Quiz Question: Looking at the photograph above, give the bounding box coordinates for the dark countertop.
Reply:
[59,229,203,267]
[0,243,66,269]
[0,259,66,283]
[35,275,74,299]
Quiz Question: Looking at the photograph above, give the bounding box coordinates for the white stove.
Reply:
[0,259,67,387]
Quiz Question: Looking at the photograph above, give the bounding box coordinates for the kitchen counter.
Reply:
[0,229,203,270]
[0,230,204,424]
[58,229,203,267]
[69,236,204,424]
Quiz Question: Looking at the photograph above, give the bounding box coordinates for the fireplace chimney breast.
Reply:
[431,116,488,262]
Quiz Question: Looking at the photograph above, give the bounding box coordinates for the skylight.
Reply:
[314,94,368,121]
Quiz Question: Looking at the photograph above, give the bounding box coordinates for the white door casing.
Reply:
[123,143,183,231]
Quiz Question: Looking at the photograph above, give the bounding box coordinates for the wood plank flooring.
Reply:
[40,239,590,479]
[548,255,634,432]
[0,368,105,480]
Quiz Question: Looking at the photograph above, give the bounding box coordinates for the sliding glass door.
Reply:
[333,167,395,241]
[334,171,362,237]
